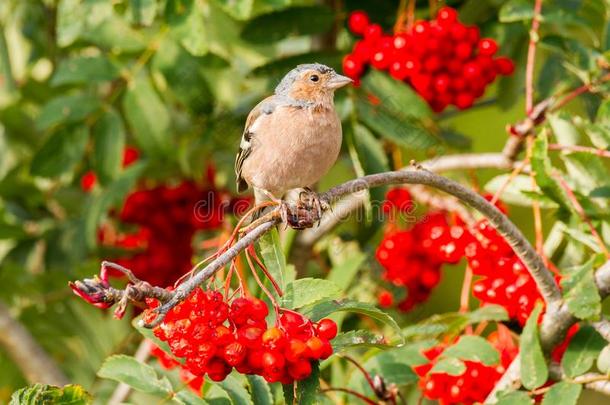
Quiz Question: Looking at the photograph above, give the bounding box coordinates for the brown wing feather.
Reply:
[234,96,277,193]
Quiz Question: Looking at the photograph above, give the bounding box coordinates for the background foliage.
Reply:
[1,0,610,404]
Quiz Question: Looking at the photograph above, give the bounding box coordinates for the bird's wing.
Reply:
[234,95,278,193]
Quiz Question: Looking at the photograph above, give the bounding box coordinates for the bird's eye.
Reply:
[309,74,320,82]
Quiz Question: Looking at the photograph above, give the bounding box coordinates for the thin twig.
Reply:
[525,0,543,113]
[548,143,610,158]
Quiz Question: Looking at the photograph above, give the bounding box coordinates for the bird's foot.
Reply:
[296,188,329,227]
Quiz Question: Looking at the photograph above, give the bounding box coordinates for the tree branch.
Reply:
[0,300,69,386]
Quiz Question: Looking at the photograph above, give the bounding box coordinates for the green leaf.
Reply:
[597,344,610,374]
[485,174,558,208]
[282,383,295,405]
[175,389,209,405]
[548,113,581,145]
[241,6,334,44]
[541,381,582,405]
[301,299,402,338]
[36,94,101,130]
[352,123,390,175]
[219,375,254,405]
[531,132,572,213]
[215,0,254,20]
[10,384,92,405]
[51,56,120,86]
[560,259,602,320]
[296,361,319,405]
[520,303,548,390]
[83,162,147,247]
[326,248,365,293]
[31,126,88,178]
[442,335,500,366]
[496,390,533,405]
[97,354,173,396]
[123,75,171,156]
[81,17,147,53]
[129,0,158,26]
[246,375,272,405]
[355,86,437,150]
[361,70,431,119]
[467,305,510,323]
[331,330,388,352]
[282,278,341,309]
[258,228,287,295]
[499,0,535,22]
[562,324,607,378]
[166,0,208,56]
[92,109,126,184]
[429,357,466,376]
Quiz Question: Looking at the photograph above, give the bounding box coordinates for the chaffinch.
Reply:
[235,63,352,207]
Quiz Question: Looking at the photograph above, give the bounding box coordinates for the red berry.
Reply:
[262,327,287,350]
[285,339,309,363]
[378,290,394,308]
[433,74,451,93]
[223,342,247,366]
[343,54,364,79]
[495,57,515,75]
[238,326,264,348]
[80,171,97,192]
[364,24,382,41]
[478,38,498,56]
[348,11,369,35]
[455,92,474,110]
[436,7,458,26]
[122,146,139,167]
[315,319,338,340]
[454,42,472,60]
[371,50,391,70]
[288,359,313,381]
[262,351,285,374]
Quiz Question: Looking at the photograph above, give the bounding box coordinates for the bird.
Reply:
[234,63,352,221]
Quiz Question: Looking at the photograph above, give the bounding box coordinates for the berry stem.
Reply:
[244,246,281,319]
[459,265,473,314]
[548,143,610,159]
[247,245,284,297]
[338,355,378,393]
[525,0,543,113]
[321,388,378,405]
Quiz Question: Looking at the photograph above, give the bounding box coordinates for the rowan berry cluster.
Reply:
[344,7,515,112]
[376,188,542,324]
[414,331,517,405]
[376,189,450,311]
[144,288,337,383]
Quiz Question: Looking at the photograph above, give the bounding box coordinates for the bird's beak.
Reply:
[327,73,353,89]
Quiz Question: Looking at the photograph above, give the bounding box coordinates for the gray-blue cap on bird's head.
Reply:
[274,63,352,97]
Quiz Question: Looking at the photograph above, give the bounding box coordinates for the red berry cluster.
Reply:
[465,218,543,325]
[414,333,516,405]
[144,288,337,383]
[97,165,240,287]
[344,7,515,112]
[376,189,459,311]
[150,343,204,393]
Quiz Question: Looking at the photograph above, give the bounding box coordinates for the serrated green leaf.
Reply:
[499,0,534,22]
[123,75,171,156]
[520,303,548,390]
[496,390,533,405]
[83,162,147,247]
[258,228,286,295]
[10,384,92,405]
[92,109,126,184]
[175,389,209,405]
[219,375,254,405]
[296,361,319,405]
[541,381,582,405]
[246,375,272,405]
[36,94,101,130]
[97,354,173,396]
[300,299,402,338]
[429,357,466,376]
[282,278,341,309]
[31,126,89,178]
[531,132,572,213]
[331,330,388,352]
[241,6,334,44]
[166,0,208,56]
[562,324,607,377]
[442,335,500,366]
[129,0,157,26]
[485,174,558,208]
[560,258,602,320]
[51,56,120,86]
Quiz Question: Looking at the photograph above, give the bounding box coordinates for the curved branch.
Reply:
[0,301,69,386]
[319,167,561,306]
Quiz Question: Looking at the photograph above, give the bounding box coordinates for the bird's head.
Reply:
[274,63,352,105]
